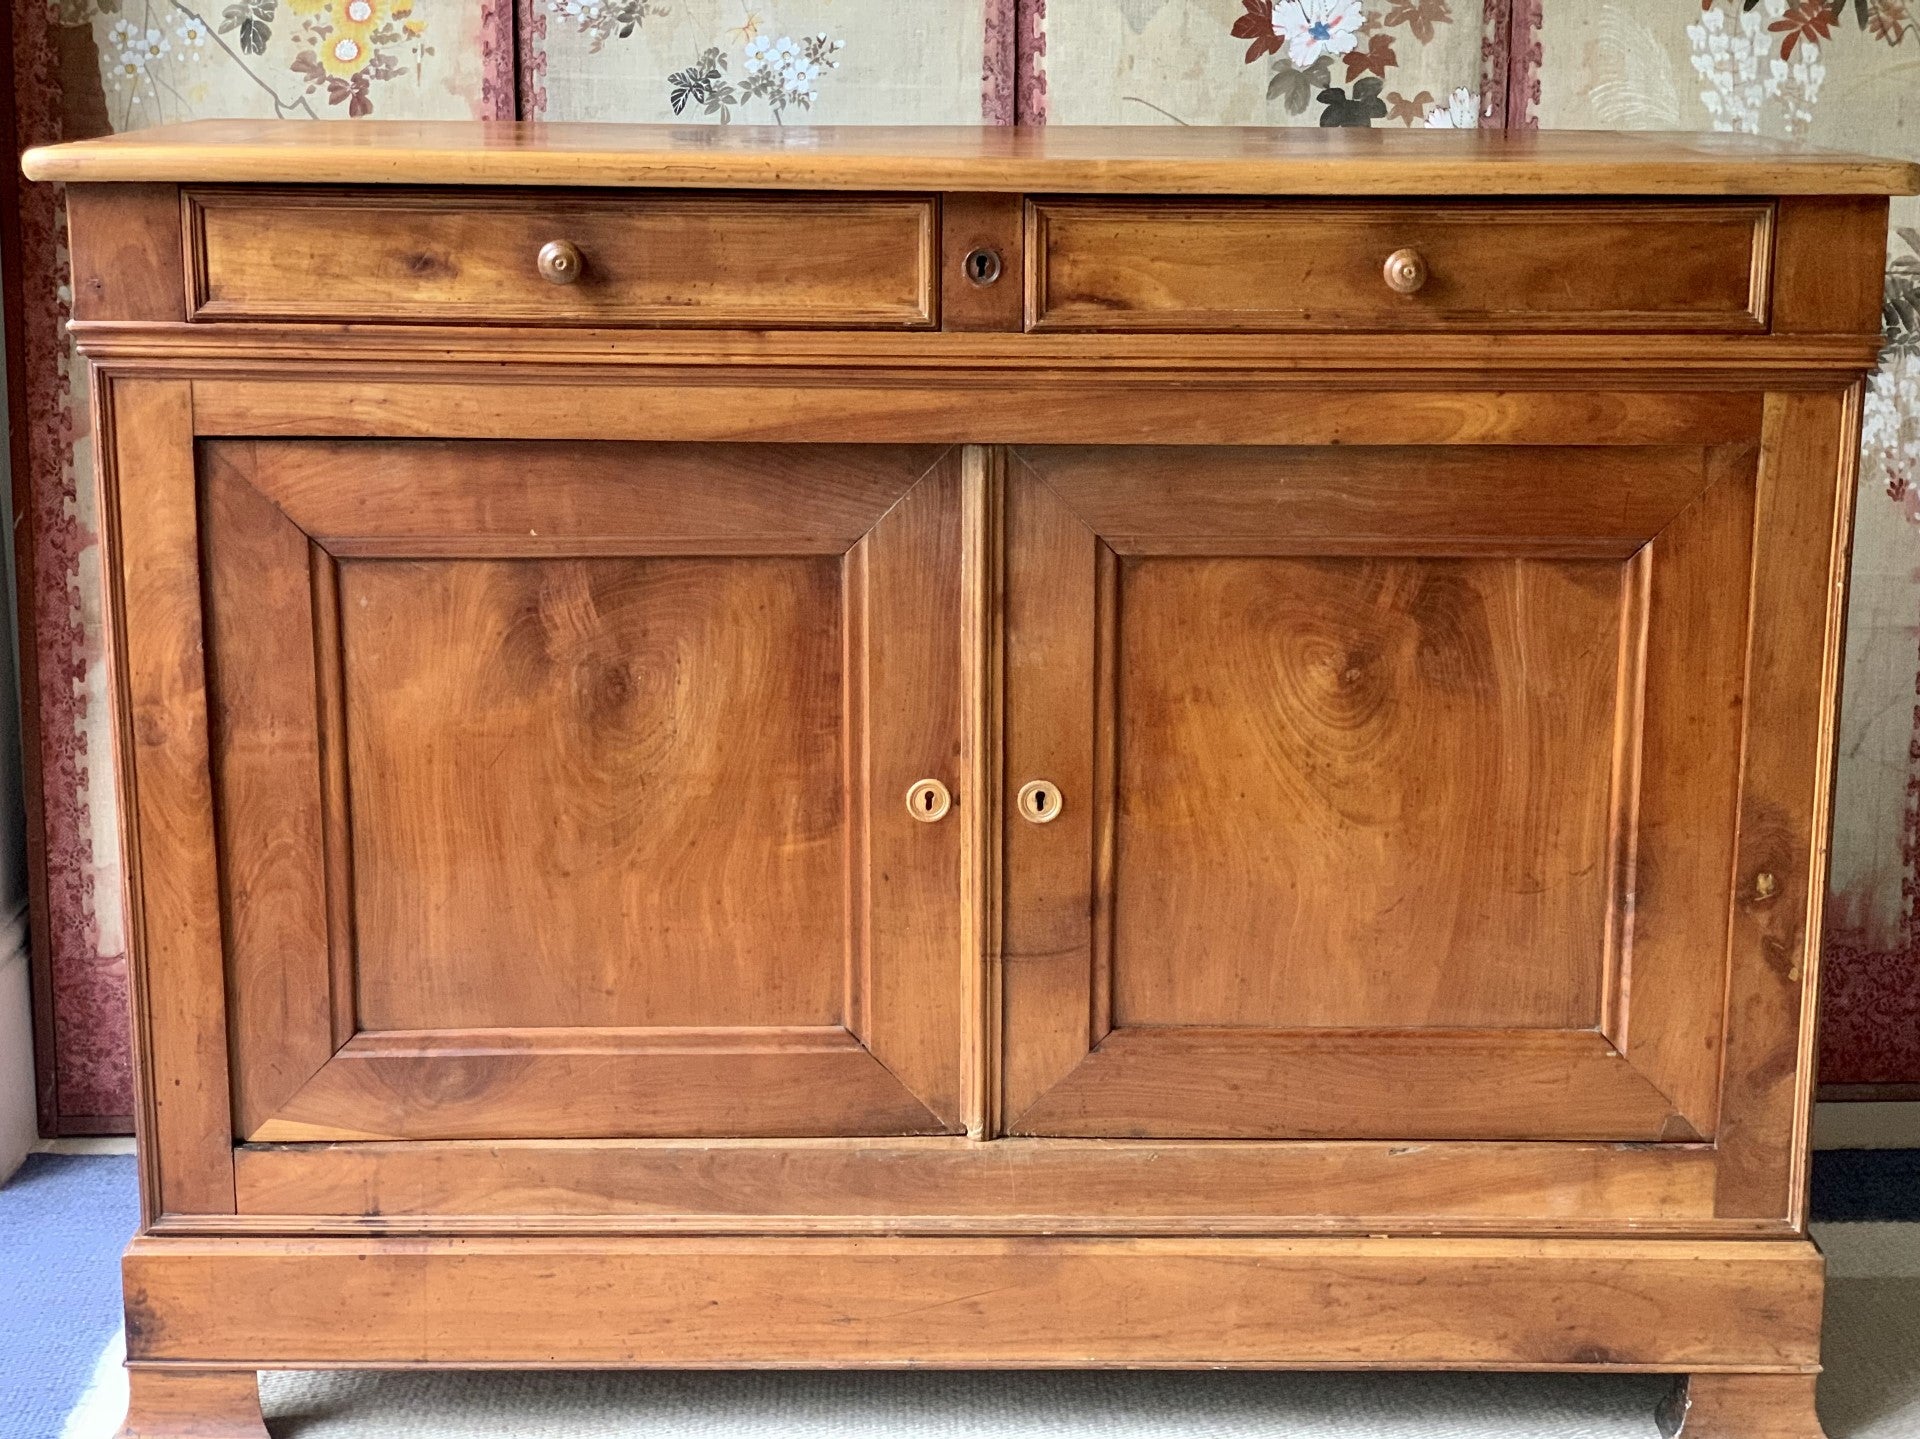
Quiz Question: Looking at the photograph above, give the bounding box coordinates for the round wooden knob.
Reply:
[1382,247,1428,295]
[537,239,584,285]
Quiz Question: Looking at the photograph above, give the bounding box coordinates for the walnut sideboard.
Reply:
[23,123,1920,1439]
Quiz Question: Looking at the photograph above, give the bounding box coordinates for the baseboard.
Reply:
[0,900,37,1182]
[1813,1100,1920,1149]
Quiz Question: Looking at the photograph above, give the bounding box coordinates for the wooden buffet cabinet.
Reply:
[23,123,1920,1439]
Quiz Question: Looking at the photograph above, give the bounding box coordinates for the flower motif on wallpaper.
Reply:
[288,0,436,116]
[553,0,666,56]
[1421,85,1479,126]
[552,0,844,123]
[1687,1,1824,134]
[85,0,432,121]
[1868,229,1920,520]
[1683,0,1916,136]
[664,30,843,123]
[1233,0,1467,127]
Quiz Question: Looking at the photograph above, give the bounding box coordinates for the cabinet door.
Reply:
[1000,436,1776,1142]
[204,440,970,1141]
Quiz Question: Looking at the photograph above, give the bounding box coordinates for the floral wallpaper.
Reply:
[524,0,1010,123]
[6,0,1918,1129]
[1035,0,1494,125]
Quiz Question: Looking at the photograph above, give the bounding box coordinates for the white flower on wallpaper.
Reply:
[663,28,843,122]
[1422,85,1478,128]
[1871,230,1920,521]
[1686,0,1823,137]
[1270,0,1366,68]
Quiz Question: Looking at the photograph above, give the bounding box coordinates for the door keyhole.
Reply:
[905,778,952,823]
[1017,780,1062,824]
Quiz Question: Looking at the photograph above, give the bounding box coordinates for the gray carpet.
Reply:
[66,1224,1920,1436]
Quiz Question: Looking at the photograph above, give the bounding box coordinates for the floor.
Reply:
[3,1149,1917,1439]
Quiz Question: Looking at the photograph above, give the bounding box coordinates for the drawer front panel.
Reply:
[1027,200,1773,333]
[186,189,938,327]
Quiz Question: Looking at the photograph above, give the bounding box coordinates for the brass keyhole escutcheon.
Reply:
[906,778,952,823]
[1017,780,1062,824]
[964,246,1003,287]
[1382,247,1428,295]
[537,239,584,285]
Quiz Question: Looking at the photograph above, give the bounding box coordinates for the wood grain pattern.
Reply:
[251,1030,944,1142]
[120,1367,267,1438]
[1030,201,1771,333]
[64,185,184,323]
[1018,445,1728,556]
[98,378,236,1217]
[199,448,333,1138]
[1662,1373,1826,1438]
[1000,466,1099,1122]
[343,555,846,1032]
[857,451,970,1129]
[186,189,937,328]
[229,439,943,556]
[1714,388,1860,1222]
[1619,449,1758,1137]
[74,323,1886,377]
[1771,196,1890,337]
[188,380,1766,448]
[1010,1030,1690,1141]
[940,194,1023,333]
[227,1137,1726,1232]
[1110,555,1623,1032]
[119,1234,1825,1369]
[27,122,1920,194]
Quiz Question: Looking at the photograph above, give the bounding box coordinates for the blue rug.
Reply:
[1814,1150,1920,1223]
[0,1154,138,1439]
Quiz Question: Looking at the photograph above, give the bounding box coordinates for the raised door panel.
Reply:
[1001,438,1760,1142]
[203,440,969,1142]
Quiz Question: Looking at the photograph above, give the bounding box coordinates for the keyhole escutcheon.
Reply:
[1017,780,1062,824]
[906,778,952,823]
[964,246,1003,287]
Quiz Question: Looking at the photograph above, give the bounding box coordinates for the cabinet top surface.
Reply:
[23,120,1920,195]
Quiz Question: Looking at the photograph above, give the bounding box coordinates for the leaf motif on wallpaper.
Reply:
[1586,4,1679,128]
[1117,0,1174,37]
[1317,76,1388,125]
[666,31,842,124]
[1267,54,1334,113]
[553,0,668,55]
[1886,228,1920,360]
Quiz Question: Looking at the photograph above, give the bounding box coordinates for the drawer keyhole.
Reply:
[1017,780,1062,824]
[964,247,1004,287]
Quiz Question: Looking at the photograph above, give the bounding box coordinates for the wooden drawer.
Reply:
[184,189,938,327]
[1027,199,1773,333]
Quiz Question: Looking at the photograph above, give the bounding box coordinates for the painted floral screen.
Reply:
[9,0,1918,1130]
